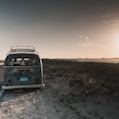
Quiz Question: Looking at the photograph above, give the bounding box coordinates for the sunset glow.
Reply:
[0,1,119,59]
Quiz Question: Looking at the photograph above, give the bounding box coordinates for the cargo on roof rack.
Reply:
[7,46,39,55]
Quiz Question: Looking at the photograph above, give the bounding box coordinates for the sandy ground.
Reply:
[0,59,119,119]
[0,90,60,119]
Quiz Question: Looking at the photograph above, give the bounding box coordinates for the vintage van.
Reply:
[2,46,45,90]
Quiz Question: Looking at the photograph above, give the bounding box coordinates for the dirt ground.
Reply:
[0,59,119,119]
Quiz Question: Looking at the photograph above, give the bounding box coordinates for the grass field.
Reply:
[42,59,119,119]
[43,59,119,95]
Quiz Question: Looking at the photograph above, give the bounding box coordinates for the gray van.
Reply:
[2,46,45,90]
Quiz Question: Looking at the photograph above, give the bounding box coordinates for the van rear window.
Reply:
[9,57,38,66]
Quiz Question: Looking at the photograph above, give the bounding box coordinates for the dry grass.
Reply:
[43,59,119,96]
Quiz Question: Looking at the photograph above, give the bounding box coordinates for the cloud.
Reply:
[76,35,91,47]
[79,35,89,40]
[102,13,119,25]
[79,35,83,38]
[85,37,89,40]
[95,43,105,48]
[77,39,93,47]
[103,20,119,25]
[102,13,119,18]
[77,42,93,47]
[76,37,105,49]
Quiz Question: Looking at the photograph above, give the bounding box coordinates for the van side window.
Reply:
[9,59,14,66]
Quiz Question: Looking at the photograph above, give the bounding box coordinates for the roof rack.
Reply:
[7,46,39,55]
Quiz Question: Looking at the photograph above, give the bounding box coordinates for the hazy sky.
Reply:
[0,0,119,59]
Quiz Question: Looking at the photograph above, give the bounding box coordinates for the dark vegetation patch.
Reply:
[43,59,119,100]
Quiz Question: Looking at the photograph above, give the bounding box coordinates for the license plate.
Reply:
[20,77,28,81]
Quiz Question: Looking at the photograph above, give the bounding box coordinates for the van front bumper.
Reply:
[2,84,45,90]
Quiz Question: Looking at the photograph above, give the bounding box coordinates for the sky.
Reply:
[0,0,119,59]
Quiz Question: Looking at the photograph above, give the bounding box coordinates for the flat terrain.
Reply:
[0,59,119,119]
